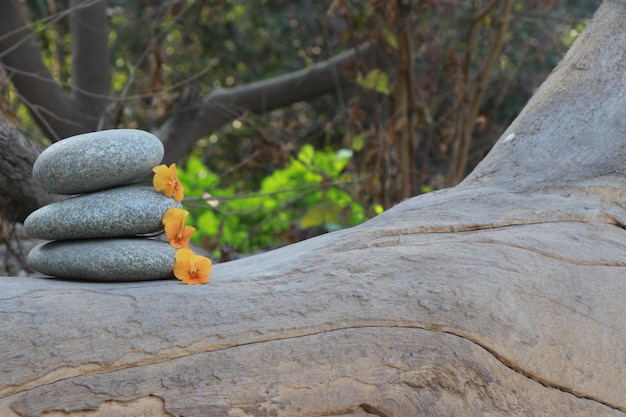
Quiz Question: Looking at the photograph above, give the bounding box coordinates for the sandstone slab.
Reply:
[27,238,176,281]
[24,185,180,240]
[33,129,164,194]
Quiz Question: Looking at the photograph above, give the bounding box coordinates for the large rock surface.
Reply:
[0,179,624,416]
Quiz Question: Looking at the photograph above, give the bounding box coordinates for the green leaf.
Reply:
[301,202,342,229]
[351,134,364,152]
[298,144,315,164]
[374,72,390,95]
[356,69,390,95]
[381,26,398,49]
[197,211,219,235]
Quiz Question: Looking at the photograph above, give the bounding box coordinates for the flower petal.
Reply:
[169,225,196,249]
[177,225,196,249]
[163,207,188,240]
[173,181,184,202]
[152,163,184,202]
[194,254,212,278]
[173,248,194,281]
[163,208,196,248]
[152,164,173,197]
[173,248,211,284]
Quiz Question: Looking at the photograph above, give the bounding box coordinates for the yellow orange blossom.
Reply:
[162,207,196,248]
[152,163,184,202]
[173,248,212,285]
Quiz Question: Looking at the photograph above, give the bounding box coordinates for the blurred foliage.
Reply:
[8,0,602,258]
[179,145,367,258]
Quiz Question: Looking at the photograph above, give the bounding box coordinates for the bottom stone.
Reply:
[28,239,176,281]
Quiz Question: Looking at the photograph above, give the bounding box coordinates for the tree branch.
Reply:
[0,0,110,141]
[157,42,385,164]
[0,1,77,141]
[69,0,110,125]
[449,0,514,185]
[464,0,626,192]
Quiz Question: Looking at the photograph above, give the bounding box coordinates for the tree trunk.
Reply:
[1,1,625,416]
[0,121,60,223]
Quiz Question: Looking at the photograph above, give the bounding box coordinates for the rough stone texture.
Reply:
[27,238,176,281]
[0,222,46,277]
[23,185,180,240]
[33,129,164,194]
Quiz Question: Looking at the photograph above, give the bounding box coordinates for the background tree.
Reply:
[0,0,601,267]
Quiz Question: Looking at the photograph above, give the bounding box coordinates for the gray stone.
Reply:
[33,129,164,194]
[24,185,180,240]
[27,238,176,281]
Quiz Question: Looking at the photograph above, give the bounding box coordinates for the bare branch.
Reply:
[0,0,76,141]
[69,0,110,121]
[0,0,110,141]
[158,41,386,164]
[449,0,515,185]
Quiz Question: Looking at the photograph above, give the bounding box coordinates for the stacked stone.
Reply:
[25,129,180,281]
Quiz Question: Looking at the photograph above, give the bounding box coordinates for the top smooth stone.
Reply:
[33,129,164,194]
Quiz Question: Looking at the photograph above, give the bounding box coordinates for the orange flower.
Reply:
[162,207,196,248]
[173,248,212,285]
[153,163,184,202]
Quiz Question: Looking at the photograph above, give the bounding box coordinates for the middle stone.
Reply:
[24,185,181,240]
